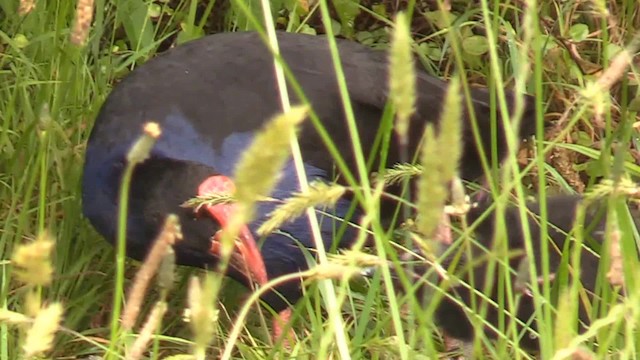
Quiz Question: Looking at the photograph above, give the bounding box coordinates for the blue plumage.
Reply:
[83,99,360,311]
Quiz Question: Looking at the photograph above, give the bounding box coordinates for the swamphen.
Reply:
[410,195,636,352]
[82,31,536,342]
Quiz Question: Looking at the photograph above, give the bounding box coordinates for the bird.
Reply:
[403,194,636,353]
[81,31,537,343]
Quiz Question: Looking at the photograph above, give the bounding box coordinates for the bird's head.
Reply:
[82,154,267,288]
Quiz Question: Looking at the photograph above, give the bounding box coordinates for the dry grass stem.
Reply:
[126,302,168,360]
[606,228,624,287]
[122,215,182,330]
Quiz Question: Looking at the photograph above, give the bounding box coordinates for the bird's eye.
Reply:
[185,207,202,220]
[193,207,213,222]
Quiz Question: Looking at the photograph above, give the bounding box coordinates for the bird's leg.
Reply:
[197,175,296,347]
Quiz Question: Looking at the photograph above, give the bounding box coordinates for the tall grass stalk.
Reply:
[108,123,161,357]
[477,0,550,354]
[255,0,352,357]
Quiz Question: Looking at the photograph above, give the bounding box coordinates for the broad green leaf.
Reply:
[116,0,156,51]
[462,35,489,56]
[569,23,589,42]
[332,0,360,37]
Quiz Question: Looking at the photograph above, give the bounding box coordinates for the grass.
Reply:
[1,0,640,358]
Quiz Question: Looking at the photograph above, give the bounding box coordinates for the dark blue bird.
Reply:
[82,31,536,341]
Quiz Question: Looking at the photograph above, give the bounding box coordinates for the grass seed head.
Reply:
[18,0,35,15]
[126,121,162,164]
[416,125,446,237]
[187,275,217,354]
[382,163,423,186]
[122,214,181,330]
[157,247,176,292]
[606,222,624,287]
[126,302,168,360]
[389,11,416,143]
[233,105,308,212]
[70,0,95,46]
[258,181,346,236]
[437,75,462,181]
[415,76,462,238]
[23,302,63,358]
[12,232,55,287]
